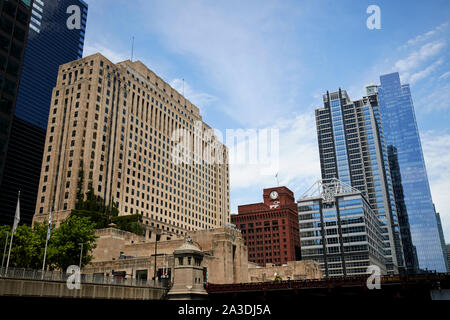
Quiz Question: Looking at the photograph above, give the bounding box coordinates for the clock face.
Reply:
[270,191,278,200]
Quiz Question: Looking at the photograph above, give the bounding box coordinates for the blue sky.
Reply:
[83,0,450,239]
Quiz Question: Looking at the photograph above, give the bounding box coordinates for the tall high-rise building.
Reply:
[32,53,230,236]
[231,186,301,267]
[435,211,449,272]
[0,0,88,226]
[446,244,450,271]
[297,179,387,278]
[378,72,448,273]
[0,0,33,223]
[387,145,419,273]
[315,87,404,274]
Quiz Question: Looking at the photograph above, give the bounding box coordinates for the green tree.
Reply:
[48,216,98,270]
[71,188,143,235]
[112,214,144,236]
[2,224,45,269]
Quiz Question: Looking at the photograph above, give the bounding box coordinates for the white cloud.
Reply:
[229,112,320,212]
[438,71,450,80]
[394,41,445,75]
[402,22,449,48]
[83,42,129,63]
[416,81,450,113]
[408,58,444,84]
[421,131,450,241]
[169,78,217,114]
[140,1,304,127]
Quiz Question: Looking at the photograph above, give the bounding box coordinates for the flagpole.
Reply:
[6,191,20,274]
[1,231,9,276]
[5,228,14,274]
[42,204,52,277]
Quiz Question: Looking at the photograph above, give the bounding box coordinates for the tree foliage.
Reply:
[47,215,98,270]
[0,216,97,271]
[72,188,143,235]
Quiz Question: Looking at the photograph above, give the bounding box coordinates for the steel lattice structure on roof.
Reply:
[298,178,361,203]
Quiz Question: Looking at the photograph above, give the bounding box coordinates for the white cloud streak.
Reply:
[421,131,450,241]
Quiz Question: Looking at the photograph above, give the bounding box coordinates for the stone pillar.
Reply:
[167,236,207,300]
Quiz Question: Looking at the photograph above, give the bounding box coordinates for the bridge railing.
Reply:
[206,273,450,293]
[0,267,168,288]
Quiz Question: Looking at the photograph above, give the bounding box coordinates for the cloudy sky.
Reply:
[83,0,450,239]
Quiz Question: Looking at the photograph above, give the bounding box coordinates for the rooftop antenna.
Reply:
[182,78,185,96]
[131,36,135,62]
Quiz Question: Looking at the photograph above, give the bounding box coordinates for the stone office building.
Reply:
[82,225,322,285]
[83,225,249,285]
[32,53,230,236]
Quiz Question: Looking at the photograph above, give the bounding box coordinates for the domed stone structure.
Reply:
[167,236,208,300]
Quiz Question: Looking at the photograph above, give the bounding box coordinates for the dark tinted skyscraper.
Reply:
[378,72,448,273]
[0,0,32,193]
[15,0,88,128]
[315,87,404,274]
[0,0,88,226]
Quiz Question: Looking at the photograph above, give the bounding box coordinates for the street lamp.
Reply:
[152,230,171,285]
[78,243,84,270]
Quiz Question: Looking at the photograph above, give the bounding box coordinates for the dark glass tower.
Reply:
[387,145,419,273]
[378,72,448,272]
[315,87,404,274]
[0,0,88,226]
[0,0,33,202]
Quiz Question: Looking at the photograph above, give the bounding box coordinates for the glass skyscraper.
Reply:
[0,0,88,226]
[298,179,387,278]
[0,0,33,222]
[378,72,448,273]
[315,87,404,274]
[15,0,88,128]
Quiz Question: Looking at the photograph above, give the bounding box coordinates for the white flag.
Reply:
[12,193,20,234]
[46,207,52,241]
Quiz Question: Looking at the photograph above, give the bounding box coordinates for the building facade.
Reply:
[32,53,230,235]
[378,72,448,273]
[447,244,450,270]
[84,226,248,285]
[15,0,87,127]
[387,145,419,273]
[83,226,322,285]
[435,212,449,272]
[0,0,88,226]
[0,0,33,225]
[231,187,301,267]
[315,87,403,274]
[298,179,387,278]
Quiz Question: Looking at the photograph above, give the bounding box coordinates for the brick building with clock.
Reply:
[231,187,301,267]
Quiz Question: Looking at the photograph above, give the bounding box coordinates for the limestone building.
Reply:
[82,225,322,285]
[32,53,230,235]
[83,226,249,285]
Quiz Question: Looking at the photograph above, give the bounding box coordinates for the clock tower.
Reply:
[232,185,301,266]
[263,186,296,209]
